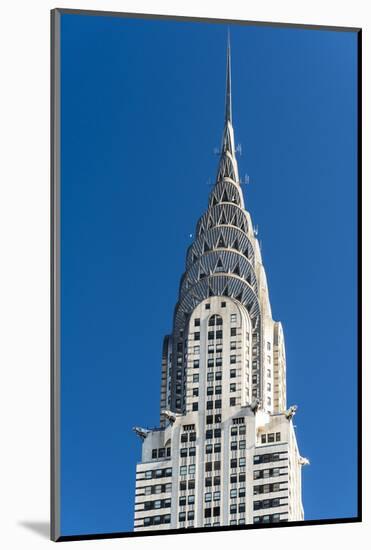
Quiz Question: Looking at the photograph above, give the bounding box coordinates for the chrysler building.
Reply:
[133,36,306,531]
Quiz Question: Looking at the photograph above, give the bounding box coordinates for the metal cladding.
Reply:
[170,40,262,413]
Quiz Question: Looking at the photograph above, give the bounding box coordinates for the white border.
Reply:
[0,1,368,549]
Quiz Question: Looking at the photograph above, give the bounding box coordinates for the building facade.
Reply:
[133,39,306,532]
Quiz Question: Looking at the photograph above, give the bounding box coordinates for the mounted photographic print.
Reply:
[51,8,361,542]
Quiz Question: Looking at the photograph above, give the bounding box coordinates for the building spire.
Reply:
[225,29,232,124]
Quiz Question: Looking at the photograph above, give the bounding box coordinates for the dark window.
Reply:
[268,434,275,443]
[230,355,237,364]
[188,511,195,521]
[214,461,221,471]
[152,449,158,459]
[192,402,198,412]
[205,477,212,487]
[215,386,222,395]
[216,330,223,339]
[214,443,221,453]
[214,413,221,423]
[221,301,226,307]
[230,474,237,483]
[261,435,267,444]
[231,441,237,451]
[188,495,195,504]
[276,432,281,442]
[205,462,213,472]
[207,358,214,367]
[230,397,236,406]
[231,426,238,436]
[206,429,213,439]
[194,318,200,326]
[193,360,199,368]
[207,386,213,395]
[158,448,165,458]
[189,432,196,442]
[193,388,199,397]
[215,357,222,367]
[179,481,186,491]
[208,331,215,340]
[206,415,213,424]
[206,401,213,410]
[180,448,187,457]
[239,473,246,482]
[194,332,200,341]
[204,508,212,518]
[213,506,220,516]
[230,504,237,514]
[179,496,186,506]
[231,458,237,468]
[230,383,236,392]
[231,328,237,336]
[205,304,210,310]
[215,399,222,409]
[181,433,188,443]
[179,512,186,521]
[205,444,213,454]
[239,425,246,435]
[188,479,195,490]
[215,371,222,380]
[214,428,221,438]
[189,447,196,457]
[239,503,246,513]
[230,369,236,378]
[214,476,221,486]
[167,447,171,457]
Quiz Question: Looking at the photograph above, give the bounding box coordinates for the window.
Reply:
[230,474,237,483]
[231,328,237,336]
[194,346,200,354]
[230,383,236,392]
[261,434,266,444]
[215,399,222,409]
[206,429,213,439]
[268,433,275,443]
[267,397,272,406]
[179,512,186,522]
[145,471,152,479]
[179,496,186,506]
[215,385,222,395]
[267,368,271,378]
[188,479,195,489]
[194,318,200,326]
[193,360,199,369]
[267,383,271,391]
[230,458,237,468]
[230,488,237,498]
[239,440,246,449]
[167,447,171,457]
[208,331,215,340]
[213,506,220,516]
[188,511,195,521]
[239,487,246,497]
[221,301,226,307]
[188,464,196,474]
[207,358,214,367]
[230,341,237,350]
[158,448,165,458]
[214,413,221,423]
[206,400,213,410]
[189,447,196,457]
[230,314,237,323]
[239,504,246,513]
[205,303,210,310]
[152,449,158,459]
[188,495,195,504]
[231,426,238,436]
[207,372,214,381]
[230,504,237,514]
[267,342,271,350]
[205,477,212,487]
[205,492,212,502]
[189,432,196,441]
[204,508,212,518]
[192,403,198,412]
[180,448,187,457]
[193,388,199,397]
[216,344,223,352]
[214,476,221,486]
[230,355,236,364]
[194,332,200,341]
[193,374,199,383]
[230,397,236,406]
[215,371,222,380]
[239,425,246,435]
[276,432,281,442]
[179,481,186,491]
[214,428,221,437]
[215,329,223,339]
[207,387,213,396]
[231,441,237,451]
[239,473,246,482]
[205,444,213,454]
[214,461,221,471]
[230,369,236,378]
[205,462,213,472]
[239,457,246,467]
[206,414,213,424]
[180,466,187,475]
[215,357,222,367]
[214,443,221,453]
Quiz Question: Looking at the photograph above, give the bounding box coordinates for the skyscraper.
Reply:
[133,36,306,532]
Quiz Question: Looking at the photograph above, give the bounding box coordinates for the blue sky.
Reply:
[60,13,358,536]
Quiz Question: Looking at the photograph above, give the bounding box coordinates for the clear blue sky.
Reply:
[60,12,358,536]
